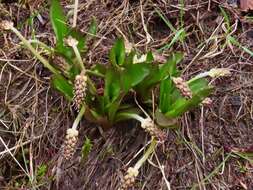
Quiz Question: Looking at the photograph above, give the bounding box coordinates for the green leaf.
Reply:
[136,52,183,97]
[109,38,125,66]
[135,64,159,91]
[158,28,186,52]
[81,137,92,160]
[107,99,122,123]
[50,0,68,52]
[159,52,183,78]
[146,51,154,63]
[68,63,81,80]
[159,78,174,113]
[87,17,97,38]
[121,63,150,92]
[188,78,209,94]
[165,86,213,118]
[51,74,74,101]
[37,164,47,178]
[155,110,178,128]
[165,97,188,118]
[91,64,107,76]
[104,68,121,104]
[161,77,213,118]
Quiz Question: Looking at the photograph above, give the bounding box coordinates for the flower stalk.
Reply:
[187,68,231,83]
[1,21,59,75]
[117,113,166,142]
[65,36,85,71]
[119,138,157,190]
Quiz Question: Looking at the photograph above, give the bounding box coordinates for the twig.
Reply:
[73,0,79,28]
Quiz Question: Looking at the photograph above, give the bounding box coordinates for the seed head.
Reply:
[0,20,14,30]
[65,36,78,47]
[141,118,166,143]
[53,55,69,72]
[120,167,139,190]
[62,128,79,160]
[209,68,231,78]
[73,72,88,110]
[172,77,192,98]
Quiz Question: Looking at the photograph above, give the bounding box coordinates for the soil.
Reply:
[0,0,253,190]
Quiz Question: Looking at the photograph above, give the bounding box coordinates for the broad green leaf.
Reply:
[109,38,125,66]
[136,52,183,97]
[165,98,187,118]
[159,78,174,113]
[91,64,107,76]
[51,74,73,101]
[104,68,121,104]
[165,87,213,118]
[107,98,122,123]
[50,0,68,52]
[155,110,178,128]
[188,78,209,94]
[135,63,159,92]
[121,63,150,92]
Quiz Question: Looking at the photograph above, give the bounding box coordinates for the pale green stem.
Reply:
[10,27,59,75]
[71,45,85,71]
[72,105,86,130]
[86,69,104,78]
[28,39,54,54]
[73,0,79,28]
[187,71,210,84]
[117,113,145,123]
[134,138,157,170]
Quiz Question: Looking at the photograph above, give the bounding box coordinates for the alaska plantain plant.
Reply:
[0,0,231,189]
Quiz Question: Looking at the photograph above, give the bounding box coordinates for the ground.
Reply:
[0,0,253,190]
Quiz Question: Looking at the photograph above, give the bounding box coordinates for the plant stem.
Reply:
[86,69,104,78]
[187,72,209,84]
[72,105,86,130]
[72,45,85,71]
[10,27,59,75]
[28,39,54,54]
[134,138,157,170]
[117,113,145,123]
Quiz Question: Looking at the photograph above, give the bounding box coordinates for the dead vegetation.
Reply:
[0,0,253,190]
